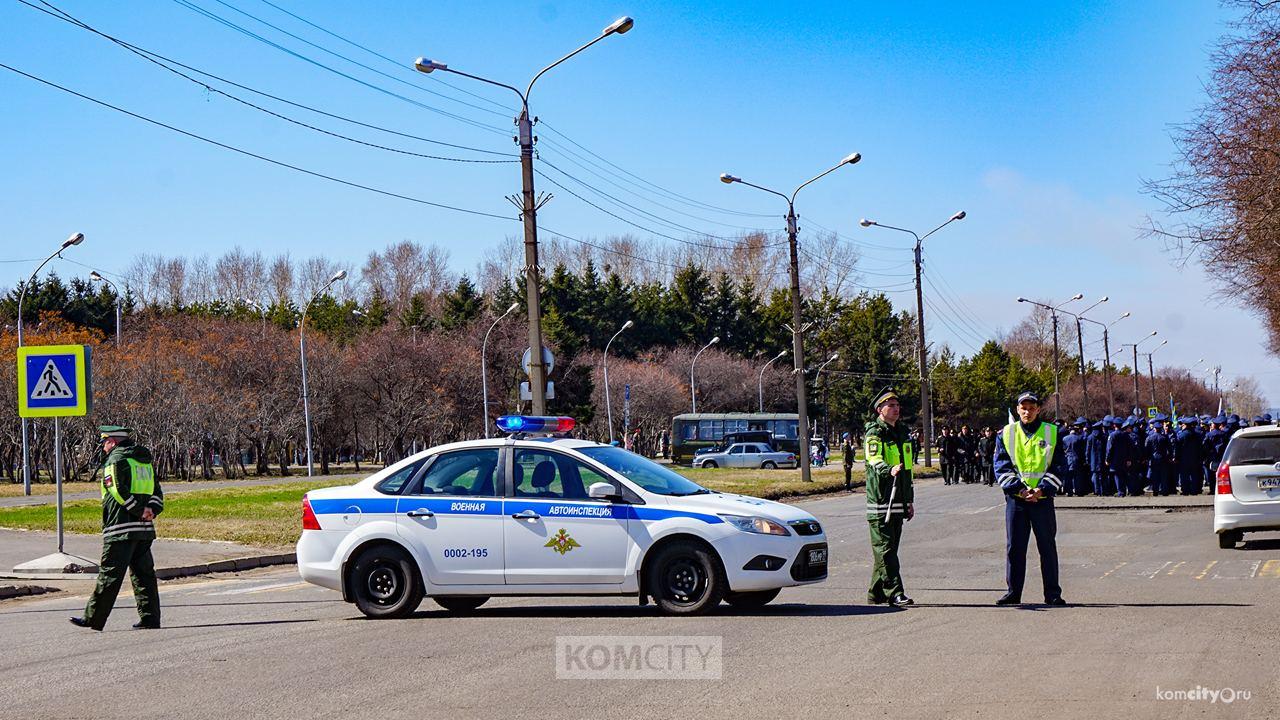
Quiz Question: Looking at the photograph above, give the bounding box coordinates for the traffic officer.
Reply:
[938,427,955,485]
[864,387,915,607]
[841,433,855,492]
[994,391,1066,606]
[1086,418,1109,495]
[1144,415,1174,496]
[1060,418,1089,496]
[1174,417,1205,495]
[70,426,164,631]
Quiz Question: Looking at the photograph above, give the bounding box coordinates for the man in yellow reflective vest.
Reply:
[864,386,915,606]
[70,426,165,631]
[993,392,1067,606]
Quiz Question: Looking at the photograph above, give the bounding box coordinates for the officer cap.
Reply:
[1016,391,1041,405]
[872,386,899,410]
[1212,414,1227,424]
[1265,414,1274,423]
[1229,414,1240,423]
[1255,416,1267,425]
[1152,413,1167,423]
[1091,420,1105,429]
[1102,415,1115,425]
[1121,417,1135,429]
[1073,416,1088,426]
[98,425,133,440]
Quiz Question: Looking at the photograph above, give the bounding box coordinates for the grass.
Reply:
[0,482,100,498]
[0,463,940,546]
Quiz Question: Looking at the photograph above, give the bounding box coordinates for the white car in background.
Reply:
[693,442,798,470]
[1214,424,1280,548]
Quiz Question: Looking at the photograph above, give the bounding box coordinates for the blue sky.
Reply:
[2,0,1270,401]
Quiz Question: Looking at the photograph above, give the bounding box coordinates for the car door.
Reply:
[727,443,747,468]
[503,447,632,584]
[396,448,505,585]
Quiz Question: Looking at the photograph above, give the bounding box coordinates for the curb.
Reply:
[1057,504,1211,512]
[1,553,297,582]
[0,584,60,601]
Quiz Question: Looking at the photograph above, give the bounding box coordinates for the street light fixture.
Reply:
[1017,294,1083,420]
[720,152,861,482]
[603,319,635,443]
[415,16,633,416]
[690,336,720,413]
[1145,339,1168,407]
[1078,306,1127,416]
[17,232,83,497]
[757,350,788,413]
[1118,330,1159,414]
[861,210,966,466]
[300,269,347,477]
[88,270,123,348]
[481,302,521,438]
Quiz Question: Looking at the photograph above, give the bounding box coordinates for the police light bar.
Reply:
[495,415,576,434]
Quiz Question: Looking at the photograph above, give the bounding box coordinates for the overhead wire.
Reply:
[923,275,993,343]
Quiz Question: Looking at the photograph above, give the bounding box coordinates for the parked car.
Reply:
[693,431,775,459]
[1214,424,1280,548]
[693,443,798,470]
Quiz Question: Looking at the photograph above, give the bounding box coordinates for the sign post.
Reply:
[14,344,98,574]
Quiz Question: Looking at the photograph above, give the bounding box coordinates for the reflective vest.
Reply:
[865,430,914,469]
[103,458,155,506]
[1003,422,1057,489]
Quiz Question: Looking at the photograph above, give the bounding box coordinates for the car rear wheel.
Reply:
[1218,531,1243,549]
[702,460,717,469]
[724,588,781,609]
[350,545,422,619]
[647,541,724,615]
[433,596,489,613]
[761,461,777,469]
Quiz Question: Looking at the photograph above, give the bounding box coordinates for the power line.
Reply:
[923,295,984,353]
[923,275,993,343]
[0,62,516,222]
[24,0,517,164]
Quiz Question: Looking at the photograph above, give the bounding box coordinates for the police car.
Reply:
[297,416,828,618]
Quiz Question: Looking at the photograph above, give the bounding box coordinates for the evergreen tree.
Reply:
[440,277,483,332]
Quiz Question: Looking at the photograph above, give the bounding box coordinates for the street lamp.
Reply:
[1077,308,1126,416]
[1059,296,1107,416]
[690,336,720,413]
[88,270,122,347]
[1118,330,1159,414]
[415,15,633,415]
[17,232,83,497]
[720,151,861,482]
[1016,293,1083,420]
[481,302,521,438]
[240,296,269,337]
[757,350,788,413]
[603,319,634,443]
[1145,339,1168,407]
[300,269,347,477]
[860,210,966,466]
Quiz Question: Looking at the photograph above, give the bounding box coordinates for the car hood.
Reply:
[663,492,817,523]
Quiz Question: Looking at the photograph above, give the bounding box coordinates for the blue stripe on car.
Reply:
[310,496,724,524]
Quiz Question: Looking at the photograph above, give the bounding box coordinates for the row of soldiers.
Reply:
[936,411,1269,497]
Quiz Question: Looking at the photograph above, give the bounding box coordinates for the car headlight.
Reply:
[720,514,791,536]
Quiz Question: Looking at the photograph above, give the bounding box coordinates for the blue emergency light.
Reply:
[495,415,577,434]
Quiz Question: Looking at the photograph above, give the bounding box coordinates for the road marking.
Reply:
[1165,561,1186,576]
[208,581,304,596]
[968,504,1002,514]
[1194,560,1217,580]
[1258,560,1280,578]
[1147,561,1173,579]
[1249,560,1262,579]
[1100,562,1126,578]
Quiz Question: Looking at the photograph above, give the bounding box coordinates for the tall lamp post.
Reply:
[860,211,966,467]
[720,152,862,482]
[602,319,634,443]
[1145,339,1168,407]
[1079,311,1129,416]
[757,350,788,413]
[690,336,720,413]
[17,232,84,496]
[481,302,521,438]
[415,16,634,415]
[300,269,347,477]
[815,353,839,444]
[88,270,122,347]
[1119,330,1159,414]
[1017,293,1084,420]
[239,296,269,338]
[1059,296,1107,416]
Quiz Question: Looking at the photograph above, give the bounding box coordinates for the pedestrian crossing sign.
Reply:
[17,345,92,418]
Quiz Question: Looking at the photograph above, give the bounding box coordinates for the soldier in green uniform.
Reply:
[864,387,916,606]
[70,426,164,631]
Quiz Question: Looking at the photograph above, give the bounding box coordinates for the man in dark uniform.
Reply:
[1086,418,1109,495]
[937,427,954,485]
[1174,417,1205,495]
[994,392,1067,606]
[979,427,997,486]
[70,426,165,631]
[1144,415,1174,496]
[1203,416,1229,493]
[1106,417,1135,497]
[864,387,915,607]
[1060,418,1088,496]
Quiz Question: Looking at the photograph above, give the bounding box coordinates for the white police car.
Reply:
[297,416,828,618]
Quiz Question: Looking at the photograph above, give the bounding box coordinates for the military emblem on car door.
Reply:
[544,528,581,555]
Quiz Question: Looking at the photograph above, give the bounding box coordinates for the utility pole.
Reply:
[1051,312,1061,420]
[1075,316,1087,415]
[861,211,966,467]
[1102,326,1114,415]
[1147,352,1157,407]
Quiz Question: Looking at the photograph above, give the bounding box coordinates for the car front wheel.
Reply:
[701,460,717,469]
[350,545,423,619]
[647,541,724,615]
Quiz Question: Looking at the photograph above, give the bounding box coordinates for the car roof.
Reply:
[1232,425,1280,438]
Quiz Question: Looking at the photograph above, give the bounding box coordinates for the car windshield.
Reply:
[1225,436,1280,466]
[578,446,711,496]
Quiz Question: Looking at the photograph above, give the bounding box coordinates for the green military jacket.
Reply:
[101,442,164,540]
[864,417,914,522]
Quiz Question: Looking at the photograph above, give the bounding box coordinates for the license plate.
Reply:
[808,548,827,565]
[1260,478,1280,489]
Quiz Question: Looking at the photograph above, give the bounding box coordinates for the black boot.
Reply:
[69,616,102,631]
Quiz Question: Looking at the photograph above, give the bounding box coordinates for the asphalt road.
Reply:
[2,480,1276,719]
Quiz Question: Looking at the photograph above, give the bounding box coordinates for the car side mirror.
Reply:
[588,482,620,500]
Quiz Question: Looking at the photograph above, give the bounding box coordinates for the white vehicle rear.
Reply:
[1214,425,1280,548]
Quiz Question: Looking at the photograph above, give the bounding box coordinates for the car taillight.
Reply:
[1216,462,1232,495]
[302,495,321,531]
